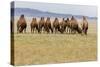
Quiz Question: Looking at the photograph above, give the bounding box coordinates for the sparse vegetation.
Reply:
[13,17,97,65]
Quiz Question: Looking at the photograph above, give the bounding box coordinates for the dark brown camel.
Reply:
[53,18,60,33]
[82,16,88,35]
[38,17,45,33]
[59,18,67,33]
[17,15,27,33]
[45,17,53,33]
[30,18,38,33]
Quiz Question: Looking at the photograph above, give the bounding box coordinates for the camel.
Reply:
[30,18,38,33]
[59,18,67,33]
[65,16,82,34]
[70,16,82,34]
[38,17,45,33]
[53,18,60,33]
[17,14,27,33]
[82,16,88,35]
[45,17,53,33]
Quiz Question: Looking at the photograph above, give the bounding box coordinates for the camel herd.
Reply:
[12,14,88,35]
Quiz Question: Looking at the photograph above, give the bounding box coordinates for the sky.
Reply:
[14,1,97,17]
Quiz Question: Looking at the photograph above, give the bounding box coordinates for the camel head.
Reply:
[41,17,44,20]
[20,14,24,18]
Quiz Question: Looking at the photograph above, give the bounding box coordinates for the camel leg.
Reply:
[24,28,26,33]
[53,28,55,34]
[70,28,73,34]
[36,26,38,33]
[47,28,49,34]
[19,27,23,33]
[41,27,44,33]
[49,26,53,33]
[68,28,70,34]
[31,27,33,33]
[55,28,57,34]
[38,26,40,33]
[17,27,19,34]
[85,27,88,35]
[85,29,87,35]
[42,25,45,33]
[71,28,74,34]
[67,27,68,34]
[32,28,35,33]
[38,25,40,33]
[50,27,53,33]
[38,25,41,33]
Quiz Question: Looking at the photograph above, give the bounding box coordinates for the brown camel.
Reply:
[65,18,72,33]
[53,18,60,33]
[45,17,53,33]
[59,18,67,33]
[38,17,45,33]
[82,16,88,35]
[70,16,78,33]
[30,18,38,33]
[70,16,82,34]
[65,16,82,34]
[17,14,27,33]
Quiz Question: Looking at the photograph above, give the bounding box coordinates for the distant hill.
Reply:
[11,8,97,19]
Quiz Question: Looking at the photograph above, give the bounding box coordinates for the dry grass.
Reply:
[12,17,97,65]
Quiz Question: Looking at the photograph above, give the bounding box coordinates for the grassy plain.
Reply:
[12,17,97,65]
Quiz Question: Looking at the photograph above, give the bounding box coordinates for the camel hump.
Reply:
[32,17,37,23]
[71,16,75,20]
[32,18,35,21]
[19,14,26,23]
[41,17,44,20]
[83,16,87,20]
[34,18,37,21]
[46,17,51,23]
[47,17,50,20]
[70,16,77,24]
[55,17,58,20]
[83,16,88,24]
[54,17,59,22]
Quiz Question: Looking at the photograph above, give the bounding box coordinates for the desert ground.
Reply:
[12,16,97,65]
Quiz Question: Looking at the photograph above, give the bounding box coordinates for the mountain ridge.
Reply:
[11,8,97,19]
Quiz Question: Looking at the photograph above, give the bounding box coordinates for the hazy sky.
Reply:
[14,1,97,17]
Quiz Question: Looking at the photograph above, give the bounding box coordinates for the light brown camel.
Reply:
[82,16,88,35]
